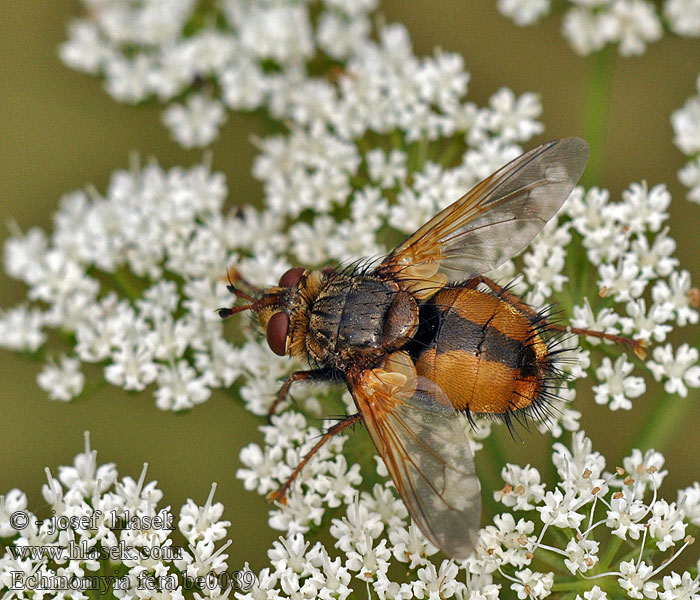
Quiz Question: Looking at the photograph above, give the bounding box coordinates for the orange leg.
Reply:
[267,369,336,421]
[267,413,363,504]
[469,275,647,359]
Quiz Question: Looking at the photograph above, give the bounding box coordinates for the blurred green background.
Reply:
[1,1,699,571]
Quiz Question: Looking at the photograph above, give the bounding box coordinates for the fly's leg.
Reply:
[267,413,363,504]
[268,368,338,421]
[466,275,535,317]
[467,275,647,359]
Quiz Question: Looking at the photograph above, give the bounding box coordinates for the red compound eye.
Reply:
[278,267,305,288]
[266,312,289,356]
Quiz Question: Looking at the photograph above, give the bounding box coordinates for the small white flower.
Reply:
[482,88,543,142]
[345,533,391,581]
[605,490,648,540]
[593,355,646,411]
[607,0,663,56]
[477,513,535,569]
[538,488,586,529]
[672,93,700,156]
[618,560,660,599]
[647,500,686,551]
[562,8,616,55]
[659,571,700,600]
[563,537,599,574]
[389,523,438,569]
[497,0,551,25]
[330,496,384,554]
[154,359,211,411]
[413,559,462,599]
[678,482,700,526]
[578,586,609,600]
[0,489,28,537]
[647,343,700,398]
[652,270,699,327]
[0,305,47,352]
[366,148,408,189]
[570,297,620,345]
[678,156,700,203]
[37,355,85,402]
[495,464,546,511]
[631,229,678,279]
[511,568,554,600]
[598,256,648,302]
[162,94,227,148]
[178,483,231,546]
[619,448,668,498]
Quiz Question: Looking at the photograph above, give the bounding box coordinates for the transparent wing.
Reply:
[377,138,589,296]
[348,359,481,559]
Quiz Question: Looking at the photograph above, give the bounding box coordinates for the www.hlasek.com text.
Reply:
[7,539,181,562]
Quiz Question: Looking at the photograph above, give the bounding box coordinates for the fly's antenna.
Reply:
[217,268,260,318]
[217,285,285,320]
[217,304,255,319]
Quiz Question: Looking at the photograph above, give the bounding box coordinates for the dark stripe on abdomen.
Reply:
[436,309,524,370]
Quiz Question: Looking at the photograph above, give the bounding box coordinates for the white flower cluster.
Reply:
[5,13,699,421]
[0,432,246,599]
[237,423,700,599]
[59,0,378,147]
[566,182,700,406]
[496,0,700,56]
[2,159,253,411]
[672,73,700,204]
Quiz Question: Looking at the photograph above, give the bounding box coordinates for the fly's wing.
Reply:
[348,356,481,559]
[376,138,589,298]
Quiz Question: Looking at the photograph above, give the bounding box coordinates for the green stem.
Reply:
[581,47,614,188]
[627,391,694,454]
[597,534,623,572]
[436,140,463,169]
[416,137,429,171]
[480,433,510,519]
[551,580,591,593]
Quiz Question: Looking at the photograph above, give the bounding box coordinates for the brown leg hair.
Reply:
[267,413,363,504]
[468,275,647,359]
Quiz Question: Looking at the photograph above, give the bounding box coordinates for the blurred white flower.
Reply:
[672,74,700,202]
[497,0,551,25]
[499,0,697,55]
[37,354,85,401]
[162,94,227,148]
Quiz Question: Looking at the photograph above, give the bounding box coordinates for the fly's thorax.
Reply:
[413,286,557,417]
[290,270,419,369]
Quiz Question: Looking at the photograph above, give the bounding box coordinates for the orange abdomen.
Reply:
[413,287,551,416]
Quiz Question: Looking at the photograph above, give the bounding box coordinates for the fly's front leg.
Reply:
[267,413,362,504]
[469,275,647,359]
[268,368,337,421]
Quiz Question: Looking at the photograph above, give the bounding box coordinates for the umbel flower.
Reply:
[672,73,700,204]
[0,433,252,599]
[496,0,700,56]
[59,0,379,148]
[2,14,697,421]
[2,1,699,598]
[1,433,697,599]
